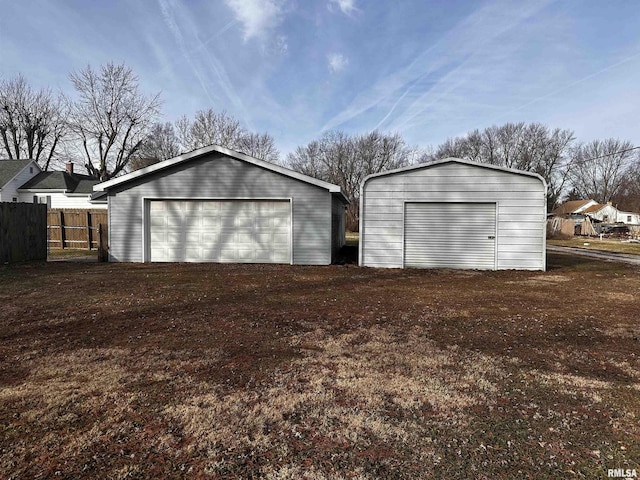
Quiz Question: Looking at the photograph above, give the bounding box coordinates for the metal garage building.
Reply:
[94,145,348,264]
[359,158,547,270]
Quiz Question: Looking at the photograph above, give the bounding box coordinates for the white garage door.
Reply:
[404,202,496,269]
[149,200,291,263]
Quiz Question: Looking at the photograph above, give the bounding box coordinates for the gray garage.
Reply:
[94,145,348,264]
[359,158,547,270]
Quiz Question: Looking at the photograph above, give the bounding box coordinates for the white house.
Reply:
[582,202,640,225]
[0,159,40,202]
[0,160,106,209]
[17,163,106,209]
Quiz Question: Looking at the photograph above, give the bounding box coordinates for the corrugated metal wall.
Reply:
[107,153,334,265]
[361,160,546,270]
[404,202,496,269]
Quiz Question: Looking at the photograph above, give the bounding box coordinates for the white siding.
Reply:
[17,192,106,209]
[361,161,546,270]
[0,162,39,202]
[107,153,333,264]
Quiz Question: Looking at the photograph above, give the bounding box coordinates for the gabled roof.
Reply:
[552,199,597,216]
[582,203,607,214]
[94,144,349,203]
[0,159,36,187]
[19,171,100,194]
[361,157,547,189]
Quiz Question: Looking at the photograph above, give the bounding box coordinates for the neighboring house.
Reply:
[582,202,640,225]
[0,159,41,202]
[94,145,348,264]
[359,158,547,271]
[17,163,106,209]
[552,199,598,216]
[1,160,104,209]
[555,199,640,225]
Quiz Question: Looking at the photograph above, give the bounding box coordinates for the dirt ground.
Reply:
[1,253,639,479]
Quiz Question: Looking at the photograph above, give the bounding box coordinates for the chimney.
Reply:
[66,162,74,174]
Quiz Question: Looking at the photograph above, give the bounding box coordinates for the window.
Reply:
[12,197,17,202]
[603,215,609,222]
[628,215,632,222]
[29,166,33,173]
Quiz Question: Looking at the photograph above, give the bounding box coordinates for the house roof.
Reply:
[361,157,547,190]
[94,144,349,204]
[0,159,35,187]
[582,203,607,214]
[552,199,596,215]
[19,171,100,194]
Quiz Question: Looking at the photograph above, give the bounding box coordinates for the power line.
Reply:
[570,145,640,166]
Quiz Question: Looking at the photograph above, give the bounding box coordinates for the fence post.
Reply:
[86,211,92,250]
[97,223,109,262]
[59,210,65,249]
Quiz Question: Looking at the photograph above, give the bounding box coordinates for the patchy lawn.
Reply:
[0,255,639,479]
[48,248,98,260]
[549,238,640,256]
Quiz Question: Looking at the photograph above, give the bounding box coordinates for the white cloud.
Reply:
[328,53,349,74]
[224,0,285,41]
[329,0,359,16]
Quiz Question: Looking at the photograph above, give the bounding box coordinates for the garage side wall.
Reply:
[107,153,332,264]
[331,195,346,261]
[361,162,546,270]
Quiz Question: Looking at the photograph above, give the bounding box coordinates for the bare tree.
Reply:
[288,130,411,230]
[130,122,180,171]
[613,157,640,212]
[175,108,280,163]
[66,62,161,180]
[435,122,575,210]
[238,131,280,163]
[0,74,66,170]
[175,109,244,152]
[568,139,636,204]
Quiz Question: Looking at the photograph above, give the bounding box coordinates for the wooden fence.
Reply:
[0,202,47,263]
[48,209,107,250]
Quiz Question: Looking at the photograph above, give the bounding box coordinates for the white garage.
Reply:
[359,158,547,270]
[148,200,291,263]
[94,145,348,264]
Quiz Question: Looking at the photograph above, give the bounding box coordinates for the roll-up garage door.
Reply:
[404,202,496,269]
[149,200,291,263]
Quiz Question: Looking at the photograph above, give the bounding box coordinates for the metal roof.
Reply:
[361,157,547,189]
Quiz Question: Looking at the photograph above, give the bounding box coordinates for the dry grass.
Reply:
[1,255,639,478]
[48,248,98,260]
[549,238,640,255]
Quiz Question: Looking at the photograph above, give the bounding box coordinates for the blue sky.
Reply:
[1,0,639,156]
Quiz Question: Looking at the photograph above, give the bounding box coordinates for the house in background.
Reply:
[0,159,40,202]
[551,199,598,217]
[581,202,640,226]
[94,145,348,264]
[0,160,105,209]
[552,198,640,234]
[18,163,106,209]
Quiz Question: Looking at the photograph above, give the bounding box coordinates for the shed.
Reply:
[359,158,547,270]
[94,145,348,264]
